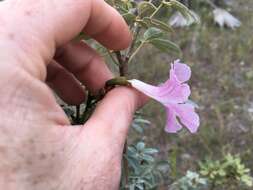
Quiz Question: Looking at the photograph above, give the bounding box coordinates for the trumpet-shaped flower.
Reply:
[213,8,241,29]
[169,11,200,28]
[129,60,200,133]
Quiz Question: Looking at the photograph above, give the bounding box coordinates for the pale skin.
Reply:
[0,0,147,189]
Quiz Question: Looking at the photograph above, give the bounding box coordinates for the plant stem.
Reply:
[127,1,163,64]
[210,181,216,190]
[107,49,119,66]
[123,143,129,188]
[128,42,145,63]
[150,2,164,18]
[116,51,128,76]
[115,50,129,188]
[76,105,80,122]
[126,24,141,58]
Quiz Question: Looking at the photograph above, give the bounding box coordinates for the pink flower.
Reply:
[129,60,200,133]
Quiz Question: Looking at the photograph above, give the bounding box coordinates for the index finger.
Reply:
[1,0,131,59]
[84,0,132,50]
[52,0,132,50]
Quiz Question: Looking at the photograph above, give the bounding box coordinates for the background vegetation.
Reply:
[124,0,253,189]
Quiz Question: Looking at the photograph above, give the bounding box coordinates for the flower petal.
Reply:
[165,108,182,133]
[173,60,191,83]
[172,103,200,133]
[213,8,241,29]
[129,79,160,99]
[129,61,192,105]
[159,82,190,104]
[129,79,190,104]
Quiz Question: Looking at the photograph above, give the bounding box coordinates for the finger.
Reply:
[3,0,131,60]
[46,60,86,105]
[52,0,132,50]
[83,0,132,50]
[55,41,113,94]
[84,87,148,149]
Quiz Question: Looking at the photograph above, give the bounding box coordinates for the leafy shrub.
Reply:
[199,154,253,189]
[122,141,169,189]
[170,171,208,190]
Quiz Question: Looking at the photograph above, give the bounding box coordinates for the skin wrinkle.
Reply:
[0,69,31,129]
[55,128,122,190]
[72,155,120,190]
[0,70,68,125]
[51,131,93,190]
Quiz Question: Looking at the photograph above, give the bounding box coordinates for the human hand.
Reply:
[0,0,145,189]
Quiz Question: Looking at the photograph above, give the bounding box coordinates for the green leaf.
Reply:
[164,0,199,24]
[75,32,91,41]
[149,38,181,54]
[142,154,155,162]
[129,185,135,190]
[138,2,156,18]
[128,146,137,154]
[134,118,151,125]
[132,123,144,134]
[136,142,145,150]
[63,107,75,118]
[126,156,140,174]
[241,175,253,187]
[135,184,144,190]
[156,161,170,172]
[167,0,190,18]
[122,12,136,24]
[143,148,159,155]
[138,17,174,33]
[143,27,164,41]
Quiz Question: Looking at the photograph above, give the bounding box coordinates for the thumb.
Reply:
[83,87,147,149]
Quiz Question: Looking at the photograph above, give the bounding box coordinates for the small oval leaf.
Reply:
[142,17,174,33]
[138,2,156,18]
[149,38,181,54]
[143,27,164,41]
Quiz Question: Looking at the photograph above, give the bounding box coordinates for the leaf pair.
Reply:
[143,27,181,55]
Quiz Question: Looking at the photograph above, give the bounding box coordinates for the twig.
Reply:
[128,42,145,63]
[126,24,141,59]
[115,50,130,188]
[150,2,164,18]
[127,1,162,63]
[123,144,129,188]
[116,51,128,76]
[107,49,119,66]
[76,105,80,122]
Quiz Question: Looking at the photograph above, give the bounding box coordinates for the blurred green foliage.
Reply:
[199,154,252,189]
[125,0,253,189]
[170,171,208,190]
